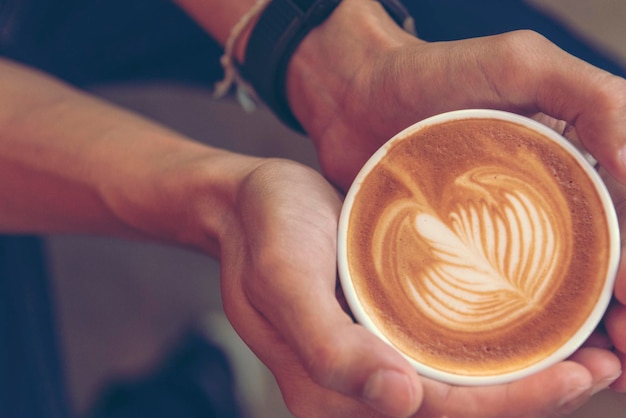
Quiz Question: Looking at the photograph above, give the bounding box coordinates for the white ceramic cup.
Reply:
[337,109,620,386]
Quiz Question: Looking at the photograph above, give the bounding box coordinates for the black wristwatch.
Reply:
[240,0,415,134]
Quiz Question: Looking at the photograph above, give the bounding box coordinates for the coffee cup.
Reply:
[337,109,620,386]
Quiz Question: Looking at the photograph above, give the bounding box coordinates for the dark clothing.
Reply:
[89,333,243,418]
[0,1,624,418]
[0,0,224,87]
[406,0,626,78]
[1,0,624,87]
[0,236,72,418]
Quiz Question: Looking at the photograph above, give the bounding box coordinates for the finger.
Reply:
[598,166,626,236]
[582,328,613,350]
[415,350,619,418]
[595,170,626,306]
[613,248,626,304]
[568,347,621,396]
[224,290,392,418]
[469,31,626,183]
[221,238,388,417]
[609,351,626,392]
[530,45,626,183]
[252,263,423,417]
[224,254,418,417]
[530,112,568,135]
[605,302,626,352]
[268,324,421,418]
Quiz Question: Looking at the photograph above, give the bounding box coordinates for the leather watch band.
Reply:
[240,0,414,133]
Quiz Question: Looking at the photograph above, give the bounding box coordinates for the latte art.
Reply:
[344,117,613,378]
[395,168,569,332]
[372,158,572,334]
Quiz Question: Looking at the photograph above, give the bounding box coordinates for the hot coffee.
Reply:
[338,110,619,384]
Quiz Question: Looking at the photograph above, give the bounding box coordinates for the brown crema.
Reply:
[347,118,610,376]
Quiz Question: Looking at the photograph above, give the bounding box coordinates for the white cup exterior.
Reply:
[337,109,621,386]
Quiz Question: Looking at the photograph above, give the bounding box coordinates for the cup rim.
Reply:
[337,108,621,386]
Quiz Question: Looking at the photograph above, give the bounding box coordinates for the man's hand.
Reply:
[218,159,620,418]
[598,167,626,392]
[287,1,626,192]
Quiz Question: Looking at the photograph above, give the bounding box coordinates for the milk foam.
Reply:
[347,117,608,376]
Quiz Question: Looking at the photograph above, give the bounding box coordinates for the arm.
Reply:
[0,57,260,255]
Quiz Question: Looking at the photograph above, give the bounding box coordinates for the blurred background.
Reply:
[37,0,626,417]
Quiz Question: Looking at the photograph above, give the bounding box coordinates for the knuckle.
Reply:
[490,30,553,68]
[305,338,348,388]
[497,29,551,52]
[594,74,626,112]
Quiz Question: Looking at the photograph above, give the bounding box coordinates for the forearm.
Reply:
[0,58,261,255]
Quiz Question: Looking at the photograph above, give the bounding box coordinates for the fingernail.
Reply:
[591,373,621,396]
[363,369,416,418]
[558,384,592,415]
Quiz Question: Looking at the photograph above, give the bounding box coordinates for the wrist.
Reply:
[285,0,418,138]
[102,138,264,256]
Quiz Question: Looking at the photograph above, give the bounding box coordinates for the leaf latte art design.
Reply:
[374,167,569,333]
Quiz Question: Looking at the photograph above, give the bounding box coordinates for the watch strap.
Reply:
[240,0,414,133]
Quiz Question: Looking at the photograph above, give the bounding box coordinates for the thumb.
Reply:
[297,312,423,418]
[250,257,423,417]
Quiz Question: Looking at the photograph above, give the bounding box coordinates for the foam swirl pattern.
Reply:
[371,163,571,334]
[405,169,562,332]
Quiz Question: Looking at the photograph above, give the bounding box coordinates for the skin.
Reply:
[3,0,626,417]
[603,169,626,392]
